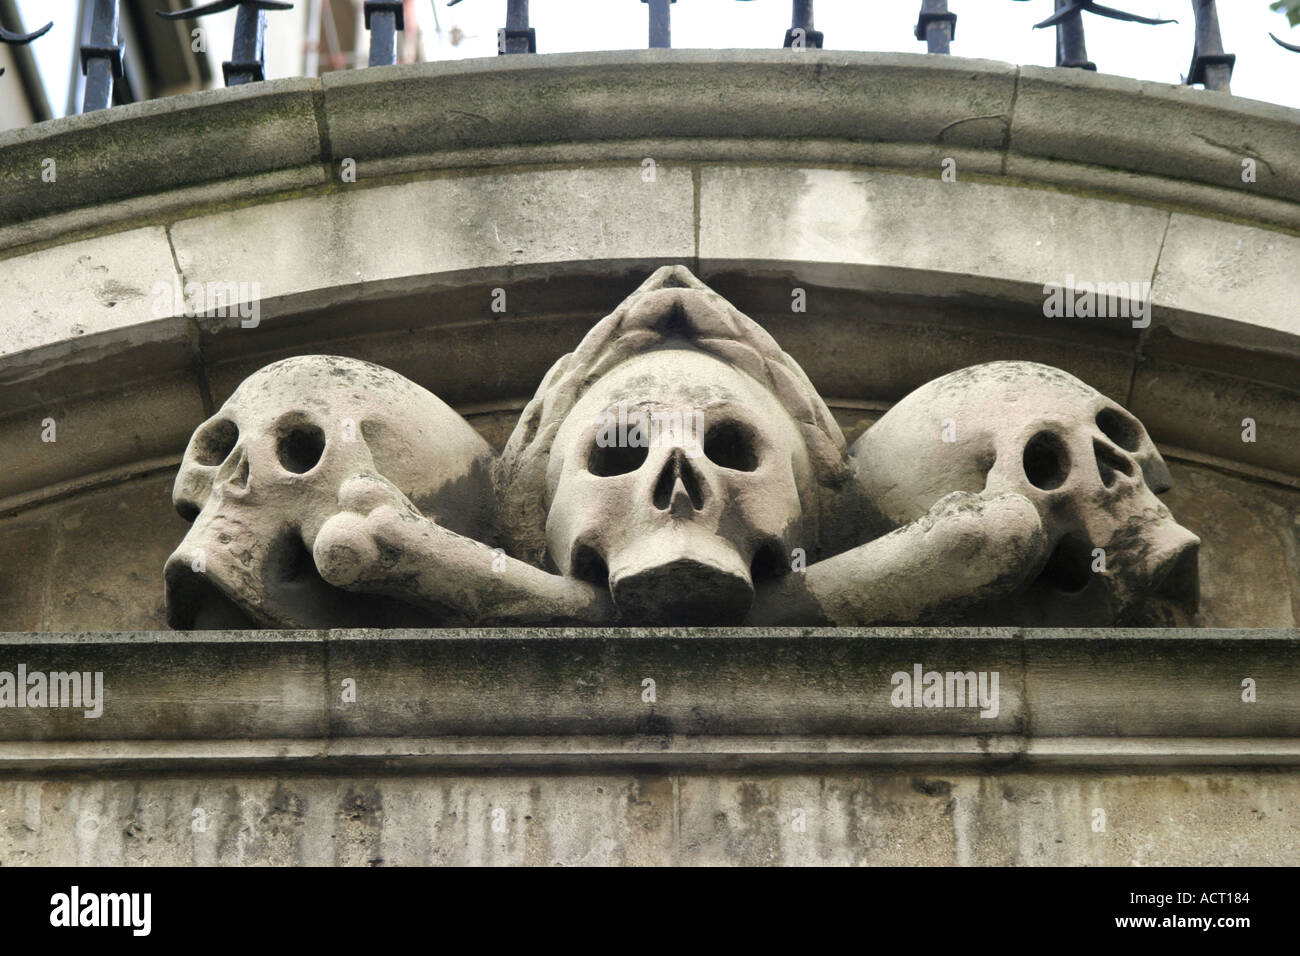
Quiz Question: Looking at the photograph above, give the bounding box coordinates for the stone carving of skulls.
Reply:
[165,355,494,628]
[544,348,813,625]
[850,361,1199,625]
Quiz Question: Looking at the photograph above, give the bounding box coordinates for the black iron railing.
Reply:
[3,1,1294,115]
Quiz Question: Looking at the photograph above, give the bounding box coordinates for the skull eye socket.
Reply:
[704,421,759,472]
[1096,407,1143,452]
[192,419,238,466]
[276,421,326,474]
[587,440,649,477]
[1022,431,1070,491]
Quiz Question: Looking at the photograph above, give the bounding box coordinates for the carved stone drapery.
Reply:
[164,266,1198,629]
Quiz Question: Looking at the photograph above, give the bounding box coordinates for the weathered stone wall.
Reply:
[0,627,1296,865]
[4,771,1296,866]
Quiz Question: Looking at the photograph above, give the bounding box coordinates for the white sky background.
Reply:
[15,1,1300,117]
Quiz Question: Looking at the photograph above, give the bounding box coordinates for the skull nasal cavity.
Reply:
[217,449,249,490]
[1093,439,1135,488]
[654,448,705,512]
[1023,431,1070,491]
[277,423,326,474]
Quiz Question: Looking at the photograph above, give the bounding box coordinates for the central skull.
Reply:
[545,349,810,624]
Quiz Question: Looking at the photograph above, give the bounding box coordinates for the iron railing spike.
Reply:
[643,0,674,50]
[1187,1,1234,92]
[1048,0,1095,70]
[785,1,823,49]
[1033,1,1176,30]
[156,0,292,19]
[0,12,52,76]
[156,0,294,86]
[364,1,405,66]
[915,1,956,54]
[81,0,125,111]
[447,2,534,54]
[501,0,535,54]
[0,19,53,44]
[1272,32,1300,53]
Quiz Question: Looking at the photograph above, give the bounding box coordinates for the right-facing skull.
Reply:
[850,361,1199,625]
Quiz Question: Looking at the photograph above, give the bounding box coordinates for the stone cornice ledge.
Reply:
[2,51,1298,255]
[0,627,1296,772]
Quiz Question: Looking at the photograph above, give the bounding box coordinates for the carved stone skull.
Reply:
[850,361,1199,625]
[165,355,494,628]
[545,348,813,625]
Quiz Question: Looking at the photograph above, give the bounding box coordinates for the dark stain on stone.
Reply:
[912,778,952,797]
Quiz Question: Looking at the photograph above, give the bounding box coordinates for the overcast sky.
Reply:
[17,1,1300,116]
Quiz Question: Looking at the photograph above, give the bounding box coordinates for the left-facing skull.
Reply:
[165,355,494,628]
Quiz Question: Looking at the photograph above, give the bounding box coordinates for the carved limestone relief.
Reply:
[165,357,495,628]
[164,266,1198,629]
[850,362,1199,626]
